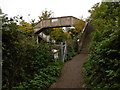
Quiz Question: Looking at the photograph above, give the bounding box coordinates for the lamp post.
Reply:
[0,14,7,43]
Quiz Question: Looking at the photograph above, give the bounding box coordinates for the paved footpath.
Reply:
[50,53,88,88]
[50,31,91,88]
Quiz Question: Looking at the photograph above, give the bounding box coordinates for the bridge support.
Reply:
[34,34,39,44]
[60,41,67,62]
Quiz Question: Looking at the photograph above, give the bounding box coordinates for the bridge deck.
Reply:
[34,16,79,34]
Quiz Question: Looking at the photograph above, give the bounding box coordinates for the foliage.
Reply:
[0,8,3,14]
[19,20,33,35]
[64,19,85,61]
[83,2,120,88]
[13,61,63,89]
[2,16,63,89]
[50,28,68,42]
[38,9,53,21]
[64,31,72,39]
[65,38,78,62]
[73,19,85,35]
[40,27,71,43]
[64,19,85,39]
[2,19,32,88]
[31,19,36,27]
[38,9,54,35]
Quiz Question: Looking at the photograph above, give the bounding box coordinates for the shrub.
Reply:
[2,17,57,89]
[65,39,78,62]
[13,61,63,89]
[83,2,120,88]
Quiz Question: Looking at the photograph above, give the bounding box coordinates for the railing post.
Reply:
[60,42,64,62]
[63,41,67,62]
[34,34,39,44]
[60,41,67,63]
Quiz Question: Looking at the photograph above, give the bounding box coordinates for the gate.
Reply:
[52,41,67,62]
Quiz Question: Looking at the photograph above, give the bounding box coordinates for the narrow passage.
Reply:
[50,29,92,88]
[50,53,88,88]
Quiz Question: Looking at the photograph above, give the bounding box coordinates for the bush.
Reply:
[2,17,62,89]
[83,2,120,88]
[13,61,63,89]
[65,39,78,62]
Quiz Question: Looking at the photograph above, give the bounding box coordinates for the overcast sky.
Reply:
[0,0,101,22]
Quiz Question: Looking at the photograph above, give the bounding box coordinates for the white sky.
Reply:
[0,0,101,22]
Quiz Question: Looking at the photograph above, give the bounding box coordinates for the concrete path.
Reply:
[50,23,92,88]
[50,53,88,88]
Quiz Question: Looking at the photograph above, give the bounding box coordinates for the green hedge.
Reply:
[83,2,120,88]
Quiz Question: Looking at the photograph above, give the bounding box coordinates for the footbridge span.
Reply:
[34,16,79,34]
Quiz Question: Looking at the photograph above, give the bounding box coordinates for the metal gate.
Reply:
[52,41,67,62]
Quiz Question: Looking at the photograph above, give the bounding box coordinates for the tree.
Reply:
[73,19,85,34]
[38,9,53,21]
[64,19,85,39]
[0,8,3,14]
[38,9,54,35]
[50,28,67,42]
[19,20,33,36]
[2,17,53,88]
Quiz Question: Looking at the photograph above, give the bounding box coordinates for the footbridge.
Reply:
[34,16,79,34]
[33,16,93,62]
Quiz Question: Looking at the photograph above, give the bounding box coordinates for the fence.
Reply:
[52,41,67,62]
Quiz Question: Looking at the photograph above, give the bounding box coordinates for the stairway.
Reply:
[80,31,92,54]
[78,22,93,54]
